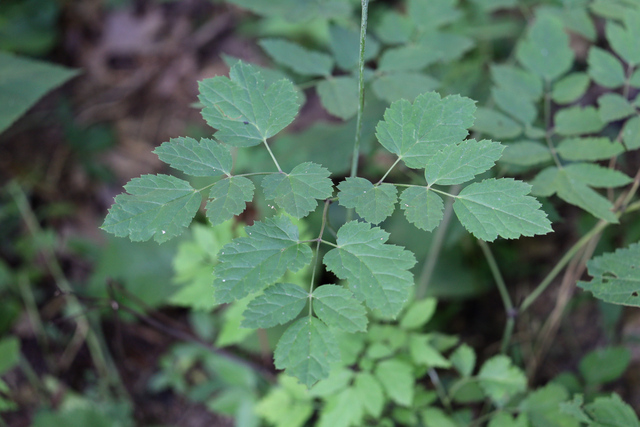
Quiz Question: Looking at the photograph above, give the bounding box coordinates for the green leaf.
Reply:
[556,137,625,161]
[317,76,359,120]
[564,163,631,188]
[262,162,333,218]
[324,221,417,317]
[400,298,437,329]
[312,285,367,333]
[408,0,461,30]
[154,137,232,177]
[425,140,504,186]
[450,344,476,377]
[376,92,476,169]
[492,87,537,124]
[554,170,618,222]
[598,93,635,123]
[585,393,640,426]
[551,72,590,104]
[214,216,312,303]
[400,187,444,232]
[516,13,574,81]
[554,106,605,136]
[579,346,631,384]
[375,359,414,406]
[199,61,299,147]
[274,317,341,387]
[578,242,640,306]
[241,282,308,329]
[631,68,640,88]
[587,47,626,88]
[605,11,640,66]
[409,334,451,368]
[377,43,442,72]
[518,384,577,427]
[0,337,20,375]
[205,176,255,226]
[317,388,364,427]
[375,11,414,45]
[0,52,79,135]
[490,64,543,100]
[354,372,384,417]
[259,38,333,76]
[310,368,353,398]
[329,24,380,71]
[623,115,640,150]
[472,107,522,140]
[216,297,254,347]
[255,375,313,427]
[102,174,200,243]
[418,32,475,62]
[337,178,397,225]
[478,355,527,407]
[500,141,552,166]
[559,395,591,424]
[562,5,596,41]
[488,413,529,427]
[453,178,552,241]
[421,408,459,427]
[372,72,440,104]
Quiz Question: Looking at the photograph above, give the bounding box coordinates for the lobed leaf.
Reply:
[102,174,200,243]
[205,176,255,226]
[478,355,527,407]
[259,38,334,76]
[241,282,309,329]
[338,178,397,225]
[400,187,444,232]
[424,139,504,186]
[154,137,232,177]
[312,285,368,333]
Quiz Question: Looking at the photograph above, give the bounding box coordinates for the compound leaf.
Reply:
[605,12,640,66]
[102,174,200,243]
[274,317,341,387]
[408,0,461,29]
[400,187,444,232]
[578,241,640,306]
[564,163,632,188]
[555,170,618,223]
[551,72,590,104]
[259,38,334,76]
[338,178,397,224]
[375,358,414,406]
[492,87,537,124]
[555,106,605,136]
[329,24,380,71]
[154,137,232,177]
[372,71,440,104]
[199,61,299,147]
[324,221,417,318]
[500,141,552,166]
[518,384,576,427]
[377,43,442,72]
[242,282,309,329]
[472,107,522,140]
[214,216,312,303]
[490,64,543,100]
[556,137,625,161]
[425,139,504,186]
[312,285,368,333]
[376,92,476,169]
[478,355,527,407]
[598,93,635,123]
[205,176,255,226]
[375,11,414,45]
[262,162,333,218]
[317,76,359,120]
[453,178,552,241]
[588,47,626,89]
[354,373,384,418]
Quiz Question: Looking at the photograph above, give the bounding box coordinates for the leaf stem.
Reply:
[349,0,369,179]
[543,80,562,168]
[309,200,332,315]
[262,137,283,172]
[377,157,402,185]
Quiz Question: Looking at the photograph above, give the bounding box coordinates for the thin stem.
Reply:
[349,0,369,179]
[377,157,402,184]
[319,239,339,248]
[543,80,562,168]
[428,368,452,412]
[262,137,282,172]
[309,200,332,315]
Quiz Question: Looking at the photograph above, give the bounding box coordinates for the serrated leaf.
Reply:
[472,107,522,140]
[554,106,605,136]
[377,43,442,72]
[551,72,590,104]
[400,298,437,329]
[409,334,451,368]
[102,174,200,243]
[555,170,618,223]
[578,242,640,306]
[241,283,308,329]
[372,72,440,104]
[585,393,640,426]
[425,139,504,186]
[375,11,414,45]
[274,317,341,387]
[579,346,631,384]
[478,355,527,407]
[312,285,367,333]
[605,12,640,66]
[518,384,577,427]
[214,216,312,302]
[262,162,333,218]
[500,141,552,166]
[587,47,626,89]
[324,221,417,317]
[376,92,476,168]
[564,163,631,188]
[556,137,625,161]
[338,178,397,224]
[317,76,359,120]
[154,137,232,177]
[259,38,333,76]
[199,61,299,147]
[490,64,542,100]
[354,372,384,417]
[492,86,537,124]
[450,344,476,377]
[375,359,414,406]
[205,176,254,226]
[598,93,635,123]
[400,187,444,232]
[623,115,640,150]
[516,13,574,81]
[453,178,552,241]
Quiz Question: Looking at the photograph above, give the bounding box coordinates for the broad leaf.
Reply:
[605,12,640,66]
[587,47,626,89]
[205,176,255,226]
[214,216,312,302]
[376,92,476,169]
[490,64,542,100]
[312,285,367,332]
[324,221,416,317]
[623,116,640,150]
[410,335,451,368]
[578,242,640,306]
[425,139,504,186]
[551,72,590,104]
[317,388,364,427]
[518,384,577,427]
[259,38,333,76]
[377,43,442,72]
[554,106,605,136]
[375,11,414,45]
[329,24,380,71]
[450,344,476,377]
[579,346,631,385]
[274,317,341,387]
[354,373,384,417]
[199,61,299,146]
[564,163,631,188]
[408,0,461,29]
[255,375,313,427]
[242,282,309,329]
[262,162,333,218]
[554,170,619,222]
[400,187,444,232]
[372,72,440,103]
[500,141,552,166]
[317,76,359,120]
[492,87,537,124]
[585,394,640,426]
[556,137,625,161]
[472,107,522,140]
[453,178,552,241]
[400,298,437,329]
[338,178,397,224]
[375,359,414,406]
[598,93,635,123]
[102,174,200,243]
[478,355,527,407]
[154,137,232,177]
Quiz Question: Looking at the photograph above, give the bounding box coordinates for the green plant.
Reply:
[101,0,640,425]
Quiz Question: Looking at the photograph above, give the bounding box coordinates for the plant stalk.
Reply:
[349,0,369,179]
